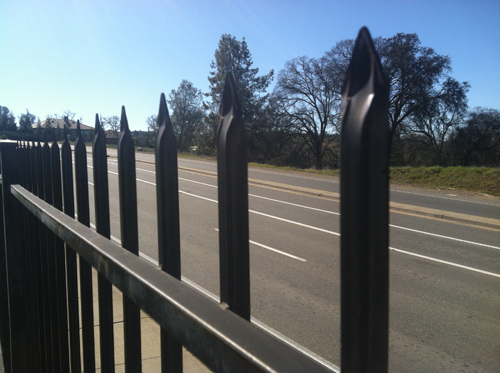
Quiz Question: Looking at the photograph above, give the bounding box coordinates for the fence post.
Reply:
[118,106,142,373]
[36,138,56,371]
[0,141,28,372]
[217,73,251,321]
[61,135,82,372]
[43,135,62,372]
[51,139,70,372]
[92,114,116,373]
[74,121,96,372]
[340,27,390,372]
[155,94,183,372]
[29,140,47,370]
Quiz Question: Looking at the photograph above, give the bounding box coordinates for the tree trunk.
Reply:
[315,155,323,170]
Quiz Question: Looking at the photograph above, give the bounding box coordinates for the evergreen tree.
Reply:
[0,106,17,131]
[204,34,274,154]
[168,80,203,151]
[18,109,36,133]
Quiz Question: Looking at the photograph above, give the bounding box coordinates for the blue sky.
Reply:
[1,0,499,131]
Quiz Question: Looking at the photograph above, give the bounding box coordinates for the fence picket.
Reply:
[340,27,390,372]
[36,138,55,371]
[155,93,183,372]
[43,136,62,372]
[0,141,27,372]
[217,72,251,321]
[51,139,70,372]
[118,106,142,373]
[74,121,96,372]
[61,136,82,373]
[93,114,116,373]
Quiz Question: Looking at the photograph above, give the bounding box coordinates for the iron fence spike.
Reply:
[157,93,171,129]
[340,26,390,373]
[342,26,387,101]
[120,106,129,133]
[217,71,250,321]
[94,114,103,142]
[76,120,81,138]
[155,91,183,370]
[220,72,241,119]
[95,113,101,133]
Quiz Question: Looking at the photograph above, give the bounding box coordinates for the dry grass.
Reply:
[389,166,500,196]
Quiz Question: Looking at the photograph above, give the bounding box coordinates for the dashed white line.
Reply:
[94,227,338,372]
[87,165,500,277]
[88,169,499,252]
[390,247,500,278]
[214,228,307,262]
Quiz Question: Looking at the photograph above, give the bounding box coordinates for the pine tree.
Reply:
[203,34,274,154]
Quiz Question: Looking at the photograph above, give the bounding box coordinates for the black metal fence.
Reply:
[0,27,389,372]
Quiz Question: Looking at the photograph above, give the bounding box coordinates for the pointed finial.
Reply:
[120,106,129,132]
[76,120,82,138]
[342,27,386,100]
[157,93,172,129]
[95,113,102,135]
[220,72,241,118]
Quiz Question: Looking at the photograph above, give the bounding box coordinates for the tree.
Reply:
[411,79,470,165]
[206,34,274,154]
[63,110,76,121]
[168,80,204,151]
[273,55,343,169]
[0,106,17,131]
[449,108,500,166]
[42,115,57,138]
[18,109,36,133]
[146,115,158,133]
[35,117,42,136]
[146,114,158,145]
[326,33,462,157]
[102,116,120,136]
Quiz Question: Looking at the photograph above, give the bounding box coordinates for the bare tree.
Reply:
[326,33,460,156]
[411,79,470,165]
[102,116,120,136]
[274,56,343,169]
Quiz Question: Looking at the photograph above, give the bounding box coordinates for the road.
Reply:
[85,149,500,372]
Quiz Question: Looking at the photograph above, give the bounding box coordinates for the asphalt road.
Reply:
[86,149,500,372]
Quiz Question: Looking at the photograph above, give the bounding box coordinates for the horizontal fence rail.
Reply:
[0,27,389,372]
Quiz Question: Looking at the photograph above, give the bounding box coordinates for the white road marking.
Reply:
[390,247,500,278]
[390,225,500,251]
[214,228,307,262]
[139,250,338,372]
[93,155,500,207]
[86,166,500,277]
[87,168,500,252]
[174,177,500,250]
